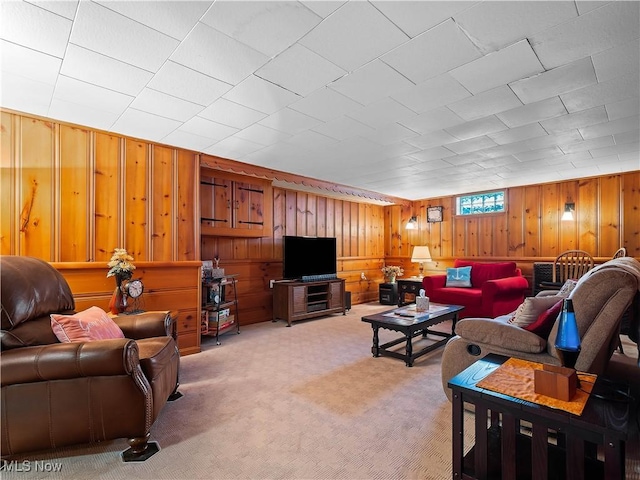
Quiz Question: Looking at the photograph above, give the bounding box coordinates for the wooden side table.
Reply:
[397,278,423,306]
[448,354,632,479]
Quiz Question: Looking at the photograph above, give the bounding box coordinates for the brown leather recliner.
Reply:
[0,255,180,461]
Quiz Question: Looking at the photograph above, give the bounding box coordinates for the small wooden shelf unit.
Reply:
[272,278,346,326]
[201,274,240,345]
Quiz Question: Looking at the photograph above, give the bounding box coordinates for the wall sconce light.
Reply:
[561,202,575,221]
[411,246,432,278]
[406,216,418,230]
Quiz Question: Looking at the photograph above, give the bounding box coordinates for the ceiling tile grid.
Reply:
[0,0,637,201]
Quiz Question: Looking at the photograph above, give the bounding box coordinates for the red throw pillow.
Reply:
[51,306,125,343]
[524,299,563,339]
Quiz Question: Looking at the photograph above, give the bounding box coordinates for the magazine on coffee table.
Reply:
[383,303,448,318]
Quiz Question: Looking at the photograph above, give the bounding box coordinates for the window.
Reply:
[457,191,505,215]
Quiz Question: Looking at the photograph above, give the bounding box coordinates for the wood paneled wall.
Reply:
[384,172,640,286]
[1,112,199,262]
[201,188,387,322]
[3,110,639,350]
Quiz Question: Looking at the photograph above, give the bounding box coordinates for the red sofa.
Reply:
[421,260,529,319]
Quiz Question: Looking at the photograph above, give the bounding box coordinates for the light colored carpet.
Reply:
[3,303,639,480]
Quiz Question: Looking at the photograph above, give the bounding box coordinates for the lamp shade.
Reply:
[406,216,418,230]
[411,246,432,263]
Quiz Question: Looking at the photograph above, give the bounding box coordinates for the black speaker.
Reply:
[345,291,351,311]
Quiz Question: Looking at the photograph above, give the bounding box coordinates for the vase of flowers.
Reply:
[107,248,136,315]
[381,265,404,283]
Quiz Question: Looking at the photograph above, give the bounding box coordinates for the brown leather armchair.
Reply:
[0,255,180,461]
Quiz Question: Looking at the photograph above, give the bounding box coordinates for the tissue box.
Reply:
[416,296,430,312]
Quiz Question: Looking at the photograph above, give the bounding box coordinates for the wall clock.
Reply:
[427,206,443,223]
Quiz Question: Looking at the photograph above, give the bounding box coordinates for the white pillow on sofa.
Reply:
[508,296,563,327]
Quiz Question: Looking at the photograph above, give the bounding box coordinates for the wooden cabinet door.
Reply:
[291,285,307,315]
[328,280,344,309]
[201,175,232,229]
[233,180,266,232]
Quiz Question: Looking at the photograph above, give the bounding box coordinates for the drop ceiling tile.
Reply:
[28,0,78,20]
[559,135,615,154]
[311,116,374,141]
[170,23,268,84]
[0,1,72,57]
[299,1,408,71]
[531,1,640,69]
[361,123,418,146]
[614,130,640,145]
[404,130,459,150]
[525,130,582,150]
[201,1,321,57]
[509,57,597,105]
[346,97,417,130]
[497,97,566,128]
[235,123,292,146]
[48,97,119,131]
[476,155,520,169]
[381,19,481,84]
[148,61,232,107]
[450,40,544,95]
[329,60,414,106]
[111,109,181,142]
[70,1,178,72]
[130,88,204,122]
[442,152,485,166]
[540,106,608,134]
[561,74,640,113]
[592,39,640,83]
[579,115,640,139]
[392,74,471,114]
[398,107,464,135]
[199,99,266,130]
[205,135,264,159]
[54,76,133,115]
[411,158,458,172]
[300,1,345,18]
[606,98,640,122]
[410,146,456,162]
[289,87,363,122]
[161,130,217,152]
[445,115,508,141]
[575,1,610,15]
[372,1,477,38]
[514,146,564,163]
[258,108,322,135]
[489,123,547,145]
[95,1,212,40]
[0,71,54,117]
[179,116,238,142]
[589,141,640,158]
[446,136,498,154]
[448,86,523,122]
[284,130,337,150]
[255,44,345,97]
[60,44,152,97]
[223,76,300,115]
[378,141,421,159]
[1,40,61,85]
[453,1,577,53]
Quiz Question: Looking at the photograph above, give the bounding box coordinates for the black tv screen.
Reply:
[283,236,337,281]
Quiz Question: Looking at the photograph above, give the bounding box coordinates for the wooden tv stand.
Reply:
[272,278,346,326]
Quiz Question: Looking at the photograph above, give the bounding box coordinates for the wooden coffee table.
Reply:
[361,303,464,367]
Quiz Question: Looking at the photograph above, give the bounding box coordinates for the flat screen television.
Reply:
[283,236,337,281]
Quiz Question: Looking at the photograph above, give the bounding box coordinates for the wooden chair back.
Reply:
[612,247,627,259]
[552,250,594,283]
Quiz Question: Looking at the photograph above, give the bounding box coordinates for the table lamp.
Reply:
[555,298,581,372]
[411,246,432,278]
